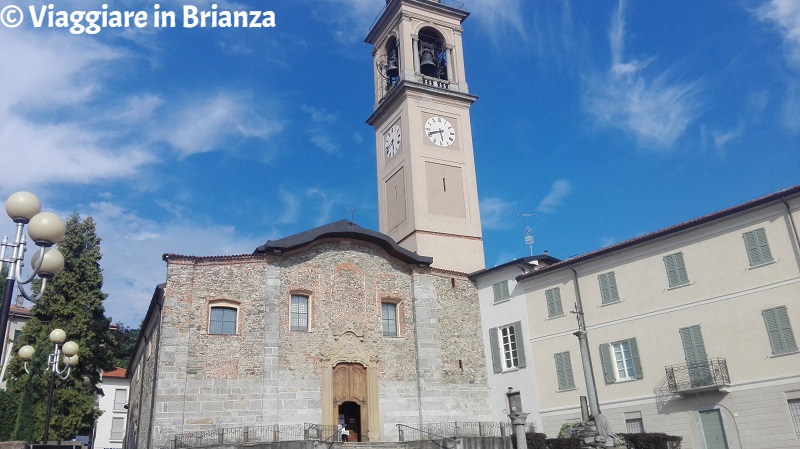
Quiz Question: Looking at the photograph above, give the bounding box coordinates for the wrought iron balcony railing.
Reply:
[665,357,730,394]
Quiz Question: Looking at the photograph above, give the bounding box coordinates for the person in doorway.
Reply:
[339,424,348,442]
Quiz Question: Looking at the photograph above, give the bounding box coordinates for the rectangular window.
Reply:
[113,389,127,411]
[625,418,645,434]
[762,306,798,355]
[489,322,527,373]
[291,295,309,331]
[554,351,575,390]
[743,228,773,267]
[546,287,564,318]
[209,307,237,335]
[110,417,125,441]
[599,338,643,383]
[382,303,397,337]
[788,398,800,438]
[663,252,689,288]
[13,329,21,340]
[492,281,511,302]
[598,272,620,304]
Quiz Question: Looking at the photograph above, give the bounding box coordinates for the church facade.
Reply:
[125,1,497,448]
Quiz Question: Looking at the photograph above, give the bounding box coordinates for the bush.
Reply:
[619,432,682,449]
[525,432,547,449]
[543,438,582,449]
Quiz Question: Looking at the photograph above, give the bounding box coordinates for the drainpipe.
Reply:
[568,264,601,418]
[780,196,800,272]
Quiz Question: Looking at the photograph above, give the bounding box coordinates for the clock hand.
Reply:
[427,129,443,136]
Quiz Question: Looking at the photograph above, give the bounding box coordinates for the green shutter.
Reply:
[664,253,689,287]
[599,343,615,384]
[513,321,526,368]
[744,228,773,266]
[599,272,619,304]
[763,306,798,355]
[546,288,563,317]
[555,352,575,390]
[755,229,773,262]
[628,338,643,380]
[489,327,502,373]
[493,281,510,301]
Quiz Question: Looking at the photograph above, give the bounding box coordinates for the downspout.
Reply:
[567,264,601,418]
[780,196,800,271]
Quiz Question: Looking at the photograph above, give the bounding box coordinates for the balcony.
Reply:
[665,358,730,395]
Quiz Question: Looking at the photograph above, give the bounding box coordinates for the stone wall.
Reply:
[139,238,494,448]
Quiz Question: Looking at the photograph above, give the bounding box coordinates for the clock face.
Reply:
[424,116,456,147]
[385,124,401,158]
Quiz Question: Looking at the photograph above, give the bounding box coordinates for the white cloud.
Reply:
[311,0,385,44]
[0,28,155,191]
[81,201,265,326]
[278,190,302,224]
[537,179,573,214]
[756,0,800,66]
[467,0,527,41]
[164,93,284,156]
[582,0,702,150]
[301,105,341,154]
[480,197,517,230]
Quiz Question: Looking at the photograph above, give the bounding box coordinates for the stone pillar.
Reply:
[508,413,529,449]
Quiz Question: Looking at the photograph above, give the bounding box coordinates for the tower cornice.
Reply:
[365,0,469,45]
[366,80,477,127]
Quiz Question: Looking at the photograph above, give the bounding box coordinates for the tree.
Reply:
[5,213,116,442]
[111,322,141,369]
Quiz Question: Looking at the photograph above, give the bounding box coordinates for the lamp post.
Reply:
[19,328,80,444]
[0,191,66,367]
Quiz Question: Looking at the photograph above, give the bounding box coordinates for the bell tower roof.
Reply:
[365,0,470,45]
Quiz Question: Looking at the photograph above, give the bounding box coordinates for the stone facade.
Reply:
[127,229,493,449]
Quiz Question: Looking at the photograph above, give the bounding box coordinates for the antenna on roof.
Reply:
[349,208,356,222]
[518,213,537,256]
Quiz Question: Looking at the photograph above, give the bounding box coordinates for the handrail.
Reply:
[397,423,459,446]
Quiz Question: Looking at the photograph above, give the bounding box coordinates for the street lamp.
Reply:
[19,328,80,444]
[0,191,66,367]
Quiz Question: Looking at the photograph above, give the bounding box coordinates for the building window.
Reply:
[546,287,563,318]
[113,389,127,411]
[788,398,800,438]
[743,228,773,267]
[382,302,397,337]
[13,329,21,340]
[762,306,798,355]
[663,252,689,288]
[554,351,575,390]
[492,281,511,302]
[598,272,620,304]
[625,418,645,434]
[291,295,309,331]
[599,338,643,383]
[489,322,526,373]
[110,417,125,441]
[209,306,237,335]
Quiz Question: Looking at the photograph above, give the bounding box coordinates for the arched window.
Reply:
[418,27,447,80]
[291,294,309,331]
[209,306,237,335]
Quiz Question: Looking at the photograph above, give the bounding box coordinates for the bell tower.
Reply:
[365,0,484,274]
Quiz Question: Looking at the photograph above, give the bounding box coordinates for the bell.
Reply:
[386,58,399,78]
[419,50,436,76]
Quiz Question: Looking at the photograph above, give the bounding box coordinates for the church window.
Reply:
[382,302,398,337]
[209,306,237,335]
[291,294,309,331]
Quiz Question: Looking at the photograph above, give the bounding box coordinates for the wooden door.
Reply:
[333,363,368,441]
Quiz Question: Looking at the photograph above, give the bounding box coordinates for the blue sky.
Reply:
[1,0,798,326]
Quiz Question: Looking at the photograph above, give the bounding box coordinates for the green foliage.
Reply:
[5,213,117,442]
[619,433,683,449]
[557,421,579,438]
[542,439,582,449]
[111,322,141,369]
[524,432,548,449]
[0,388,19,440]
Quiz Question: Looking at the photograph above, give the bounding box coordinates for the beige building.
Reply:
[513,185,800,448]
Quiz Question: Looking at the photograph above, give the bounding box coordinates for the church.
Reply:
[125,1,500,448]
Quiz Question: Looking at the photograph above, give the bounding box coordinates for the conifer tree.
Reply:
[6,213,116,442]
